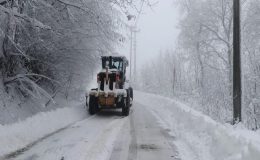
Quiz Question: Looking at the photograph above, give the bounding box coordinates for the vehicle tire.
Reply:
[129,87,133,100]
[126,89,131,107]
[89,96,98,115]
[85,96,88,108]
[122,96,130,116]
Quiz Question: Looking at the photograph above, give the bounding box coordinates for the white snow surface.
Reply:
[2,90,260,160]
[135,91,260,160]
[5,111,126,160]
[0,102,87,158]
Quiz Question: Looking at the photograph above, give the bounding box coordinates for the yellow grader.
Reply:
[87,56,133,116]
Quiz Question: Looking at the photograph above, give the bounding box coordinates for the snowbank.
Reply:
[135,91,260,160]
[0,103,87,158]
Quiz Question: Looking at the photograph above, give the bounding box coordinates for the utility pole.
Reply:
[133,30,137,82]
[233,0,242,124]
[127,14,140,83]
[129,26,139,82]
[130,27,133,81]
[133,29,140,83]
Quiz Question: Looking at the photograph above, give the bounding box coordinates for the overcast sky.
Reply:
[119,0,180,70]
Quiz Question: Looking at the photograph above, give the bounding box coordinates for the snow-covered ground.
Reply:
[135,91,260,160]
[0,102,87,158]
[1,91,260,160]
[8,113,127,160]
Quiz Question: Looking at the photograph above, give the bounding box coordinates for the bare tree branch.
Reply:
[0,5,51,29]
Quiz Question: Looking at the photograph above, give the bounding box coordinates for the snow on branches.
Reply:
[0,0,144,103]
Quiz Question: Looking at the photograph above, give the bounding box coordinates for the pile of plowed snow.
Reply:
[135,91,260,160]
[0,103,87,158]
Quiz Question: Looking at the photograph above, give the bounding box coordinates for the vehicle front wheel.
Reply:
[122,97,130,116]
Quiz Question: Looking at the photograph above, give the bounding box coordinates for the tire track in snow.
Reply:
[7,111,128,160]
[83,117,127,160]
[110,101,180,160]
[3,115,96,160]
[127,109,138,160]
[148,106,199,160]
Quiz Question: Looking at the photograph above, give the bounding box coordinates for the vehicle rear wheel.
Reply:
[129,87,133,100]
[89,96,98,115]
[122,96,130,116]
[85,96,88,108]
[126,89,131,107]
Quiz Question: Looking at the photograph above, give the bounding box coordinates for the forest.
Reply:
[1,0,260,130]
[2,1,260,159]
[139,0,260,130]
[0,0,144,109]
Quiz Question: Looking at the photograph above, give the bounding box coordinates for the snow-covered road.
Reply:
[3,91,260,160]
[7,112,126,160]
[110,102,179,160]
[5,94,180,160]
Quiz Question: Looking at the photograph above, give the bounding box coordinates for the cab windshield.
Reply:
[111,61,122,70]
[102,57,123,71]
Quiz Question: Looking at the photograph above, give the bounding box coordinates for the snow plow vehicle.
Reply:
[87,56,133,116]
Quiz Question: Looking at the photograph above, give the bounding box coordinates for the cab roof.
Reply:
[101,56,129,65]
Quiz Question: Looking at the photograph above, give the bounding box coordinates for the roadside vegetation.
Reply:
[139,0,260,130]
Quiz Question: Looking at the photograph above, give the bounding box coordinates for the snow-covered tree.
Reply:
[0,0,145,104]
[139,0,260,129]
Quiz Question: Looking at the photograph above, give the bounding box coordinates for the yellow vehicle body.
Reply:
[98,96,115,106]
